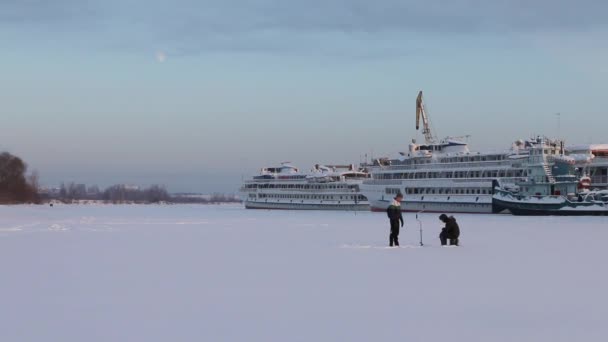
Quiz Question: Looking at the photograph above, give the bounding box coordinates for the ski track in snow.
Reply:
[0,221,42,234]
[48,223,70,231]
[0,204,607,342]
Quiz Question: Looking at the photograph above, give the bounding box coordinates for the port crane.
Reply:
[415,91,437,144]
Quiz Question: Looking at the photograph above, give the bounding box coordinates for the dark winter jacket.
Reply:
[386,199,404,226]
[442,216,460,238]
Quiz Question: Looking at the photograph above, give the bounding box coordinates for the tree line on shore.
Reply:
[54,183,172,203]
[54,183,240,204]
[0,151,240,204]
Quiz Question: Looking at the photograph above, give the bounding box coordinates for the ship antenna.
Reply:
[415,91,437,144]
[555,112,561,139]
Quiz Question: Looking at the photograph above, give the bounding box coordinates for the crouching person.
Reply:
[439,214,460,246]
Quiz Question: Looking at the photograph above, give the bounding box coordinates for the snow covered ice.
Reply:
[1,204,608,341]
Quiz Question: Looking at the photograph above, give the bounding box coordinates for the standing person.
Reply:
[386,193,404,247]
[439,214,460,246]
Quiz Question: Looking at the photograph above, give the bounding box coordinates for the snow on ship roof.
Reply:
[567,144,608,152]
[261,164,299,172]
[308,164,367,178]
[555,154,594,164]
[388,137,568,162]
[393,148,522,160]
[251,163,367,180]
[307,170,367,178]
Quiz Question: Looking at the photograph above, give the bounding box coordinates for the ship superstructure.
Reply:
[240,163,369,210]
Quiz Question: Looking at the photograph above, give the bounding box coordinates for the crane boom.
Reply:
[415,91,436,144]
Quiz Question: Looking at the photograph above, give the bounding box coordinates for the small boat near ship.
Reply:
[493,188,608,216]
[492,146,608,215]
[240,163,370,210]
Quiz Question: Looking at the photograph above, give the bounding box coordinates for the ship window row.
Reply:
[257,194,366,200]
[396,155,508,166]
[439,155,506,163]
[374,169,526,180]
[246,184,357,190]
[531,149,559,155]
[386,187,489,195]
[385,188,401,195]
[403,188,490,195]
[279,175,307,180]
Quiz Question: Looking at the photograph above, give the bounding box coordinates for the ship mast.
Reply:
[415,91,437,144]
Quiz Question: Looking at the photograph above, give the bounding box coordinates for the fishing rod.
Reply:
[415,210,425,246]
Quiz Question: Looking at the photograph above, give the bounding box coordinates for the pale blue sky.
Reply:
[1,0,607,192]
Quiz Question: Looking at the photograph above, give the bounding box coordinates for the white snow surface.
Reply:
[1,204,608,342]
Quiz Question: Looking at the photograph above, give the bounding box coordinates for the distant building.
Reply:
[87,185,101,196]
[74,184,87,198]
[38,187,61,197]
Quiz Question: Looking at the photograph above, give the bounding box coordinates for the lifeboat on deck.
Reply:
[578,176,592,190]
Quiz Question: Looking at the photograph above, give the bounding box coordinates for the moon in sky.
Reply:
[156,51,167,63]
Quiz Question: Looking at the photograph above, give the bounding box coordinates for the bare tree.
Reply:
[0,152,40,203]
[28,170,39,191]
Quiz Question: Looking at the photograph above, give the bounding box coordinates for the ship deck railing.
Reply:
[242,187,358,192]
[243,177,367,183]
[376,160,521,171]
[255,188,360,193]
[363,178,522,186]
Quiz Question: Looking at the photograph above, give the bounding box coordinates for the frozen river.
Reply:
[1,204,607,341]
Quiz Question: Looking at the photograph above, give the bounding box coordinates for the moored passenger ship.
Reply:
[360,91,570,213]
[240,163,370,210]
[361,139,547,213]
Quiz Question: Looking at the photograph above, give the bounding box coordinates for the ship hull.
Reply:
[244,200,369,211]
[361,179,496,214]
[369,199,493,214]
[492,191,608,216]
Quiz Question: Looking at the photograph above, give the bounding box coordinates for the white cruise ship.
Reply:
[360,91,574,213]
[240,163,370,210]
